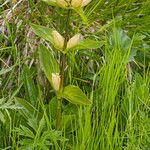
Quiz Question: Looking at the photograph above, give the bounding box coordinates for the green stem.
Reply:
[56,9,71,129]
[60,9,71,89]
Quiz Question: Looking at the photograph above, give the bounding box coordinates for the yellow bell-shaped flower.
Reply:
[56,0,68,8]
[71,0,83,8]
[82,0,91,7]
[52,73,61,91]
[67,34,81,49]
[52,30,64,49]
[56,0,91,8]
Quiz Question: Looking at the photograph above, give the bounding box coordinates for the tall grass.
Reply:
[0,0,150,149]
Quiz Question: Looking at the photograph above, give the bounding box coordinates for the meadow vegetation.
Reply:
[0,0,150,149]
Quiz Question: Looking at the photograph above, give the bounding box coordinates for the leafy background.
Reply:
[0,0,150,149]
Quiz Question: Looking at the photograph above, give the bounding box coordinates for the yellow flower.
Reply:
[52,30,64,49]
[52,30,81,50]
[52,73,61,91]
[82,0,91,7]
[67,34,81,49]
[56,0,68,8]
[56,0,91,8]
[71,0,82,8]
[71,0,92,8]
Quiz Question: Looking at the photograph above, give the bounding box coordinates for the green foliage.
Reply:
[30,23,54,43]
[23,65,38,105]
[62,85,91,105]
[0,0,150,149]
[48,97,57,119]
[0,98,21,124]
[38,44,59,86]
[75,38,103,50]
[15,116,67,149]
[108,28,136,62]
[15,97,42,119]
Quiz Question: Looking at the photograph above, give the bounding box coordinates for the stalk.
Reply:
[56,9,71,129]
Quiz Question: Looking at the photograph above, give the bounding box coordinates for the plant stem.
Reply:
[60,9,71,89]
[56,9,71,129]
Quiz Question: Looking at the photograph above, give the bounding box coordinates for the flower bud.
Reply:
[67,34,81,49]
[71,0,82,8]
[56,0,68,8]
[82,0,91,7]
[52,30,64,49]
[43,0,91,8]
[52,73,61,91]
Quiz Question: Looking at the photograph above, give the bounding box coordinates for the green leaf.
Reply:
[39,44,59,85]
[48,97,57,119]
[76,39,103,50]
[30,23,54,43]
[62,85,92,105]
[108,28,136,62]
[109,28,131,52]
[128,48,136,62]
[23,65,37,106]
[0,111,5,123]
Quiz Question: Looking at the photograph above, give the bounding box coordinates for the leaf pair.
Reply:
[39,45,91,105]
[30,23,102,53]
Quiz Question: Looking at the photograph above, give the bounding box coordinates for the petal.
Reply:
[71,0,82,8]
[67,34,81,49]
[56,0,68,8]
[52,73,61,91]
[52,30,64,49]
[82,0,91,7]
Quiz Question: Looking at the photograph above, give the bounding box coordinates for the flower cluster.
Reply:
[42,0,92,51]
[43,0,91,9]
[52,30,81,50]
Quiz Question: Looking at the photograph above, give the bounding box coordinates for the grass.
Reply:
[0,0,150,149]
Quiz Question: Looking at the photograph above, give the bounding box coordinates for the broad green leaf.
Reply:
[31,23,65,52]
[62,85,92,105]
[23,65,37,106]
[30,23,54,43]
[75,39,103,50]
[39,44,59,85]
[109,28,131,52]
[108,28,136,62]
[128,48,136,62]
